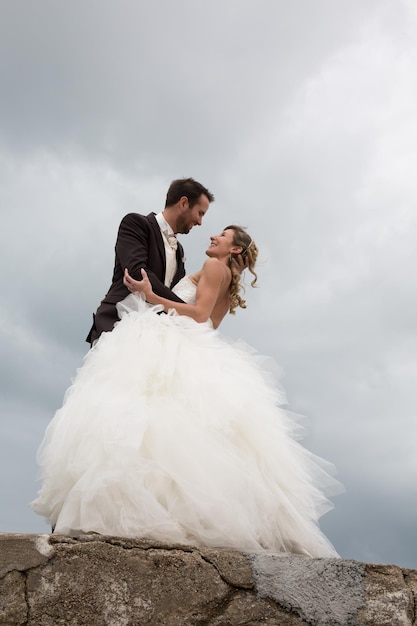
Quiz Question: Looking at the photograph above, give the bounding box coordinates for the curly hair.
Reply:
[224,225,259,314]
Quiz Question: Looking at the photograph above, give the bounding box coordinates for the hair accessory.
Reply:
[243,239,253,255]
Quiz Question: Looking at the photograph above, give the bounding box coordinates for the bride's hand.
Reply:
[124,268,153,299]
[231,253,248,274]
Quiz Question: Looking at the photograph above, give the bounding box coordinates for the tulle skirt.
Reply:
[31,295,341,557]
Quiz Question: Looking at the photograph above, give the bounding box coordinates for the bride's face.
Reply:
[206,229,240,259]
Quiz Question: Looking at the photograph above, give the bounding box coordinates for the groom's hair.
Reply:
[165,178,214,208]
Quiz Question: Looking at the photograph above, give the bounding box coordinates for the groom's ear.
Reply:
[178,196,189,211]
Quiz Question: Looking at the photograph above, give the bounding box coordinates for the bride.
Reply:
[31,225,340,557]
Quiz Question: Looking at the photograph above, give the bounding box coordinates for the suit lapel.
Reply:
[173,242,185,283]
[146,213,166,266]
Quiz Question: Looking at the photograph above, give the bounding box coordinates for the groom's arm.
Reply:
[115,213,184,303]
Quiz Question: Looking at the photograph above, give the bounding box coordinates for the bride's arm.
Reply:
[124,259,227,323]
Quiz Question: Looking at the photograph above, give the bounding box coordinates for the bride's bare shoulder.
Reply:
[188,260,224,286]
[201,258,230,280]
[202,257,228,270]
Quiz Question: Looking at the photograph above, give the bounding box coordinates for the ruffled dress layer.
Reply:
[31,278,341,557]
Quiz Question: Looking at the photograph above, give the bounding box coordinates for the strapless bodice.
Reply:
[172,276,197,305]
[116,276,197,319]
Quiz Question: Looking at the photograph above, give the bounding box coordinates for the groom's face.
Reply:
[176,194,210,234]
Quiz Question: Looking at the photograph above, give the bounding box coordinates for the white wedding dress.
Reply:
[31,277,341,557]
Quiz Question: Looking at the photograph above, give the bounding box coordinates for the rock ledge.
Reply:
[0,533,416,625]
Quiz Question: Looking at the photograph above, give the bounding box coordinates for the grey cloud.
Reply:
[0,0,381,170]
[321,484,417,568]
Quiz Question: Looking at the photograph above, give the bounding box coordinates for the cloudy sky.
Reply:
[1,0,416,568]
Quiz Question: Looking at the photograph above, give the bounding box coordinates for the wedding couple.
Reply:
[31,177,340,558]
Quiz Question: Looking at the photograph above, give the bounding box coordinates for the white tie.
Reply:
[162,230,178,287]
[163,230,178,250]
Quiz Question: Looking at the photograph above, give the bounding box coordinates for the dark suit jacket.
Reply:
[86,212,186,344]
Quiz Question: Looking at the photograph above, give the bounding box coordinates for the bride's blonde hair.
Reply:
[224,225,259,314]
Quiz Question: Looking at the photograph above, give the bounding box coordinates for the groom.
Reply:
[86,177,214,345]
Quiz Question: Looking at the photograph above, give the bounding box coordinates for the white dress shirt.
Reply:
[155,212,178,287]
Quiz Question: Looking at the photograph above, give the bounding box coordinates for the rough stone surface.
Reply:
[208,591,308,625]
[0,570,27,625]
[198,546,254,590]
[26,541,229,625]
[405,570,417,624]
[251,553,366,625]
[0,534,52,578]
[0,533,416,626]
[356,563,415,626]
